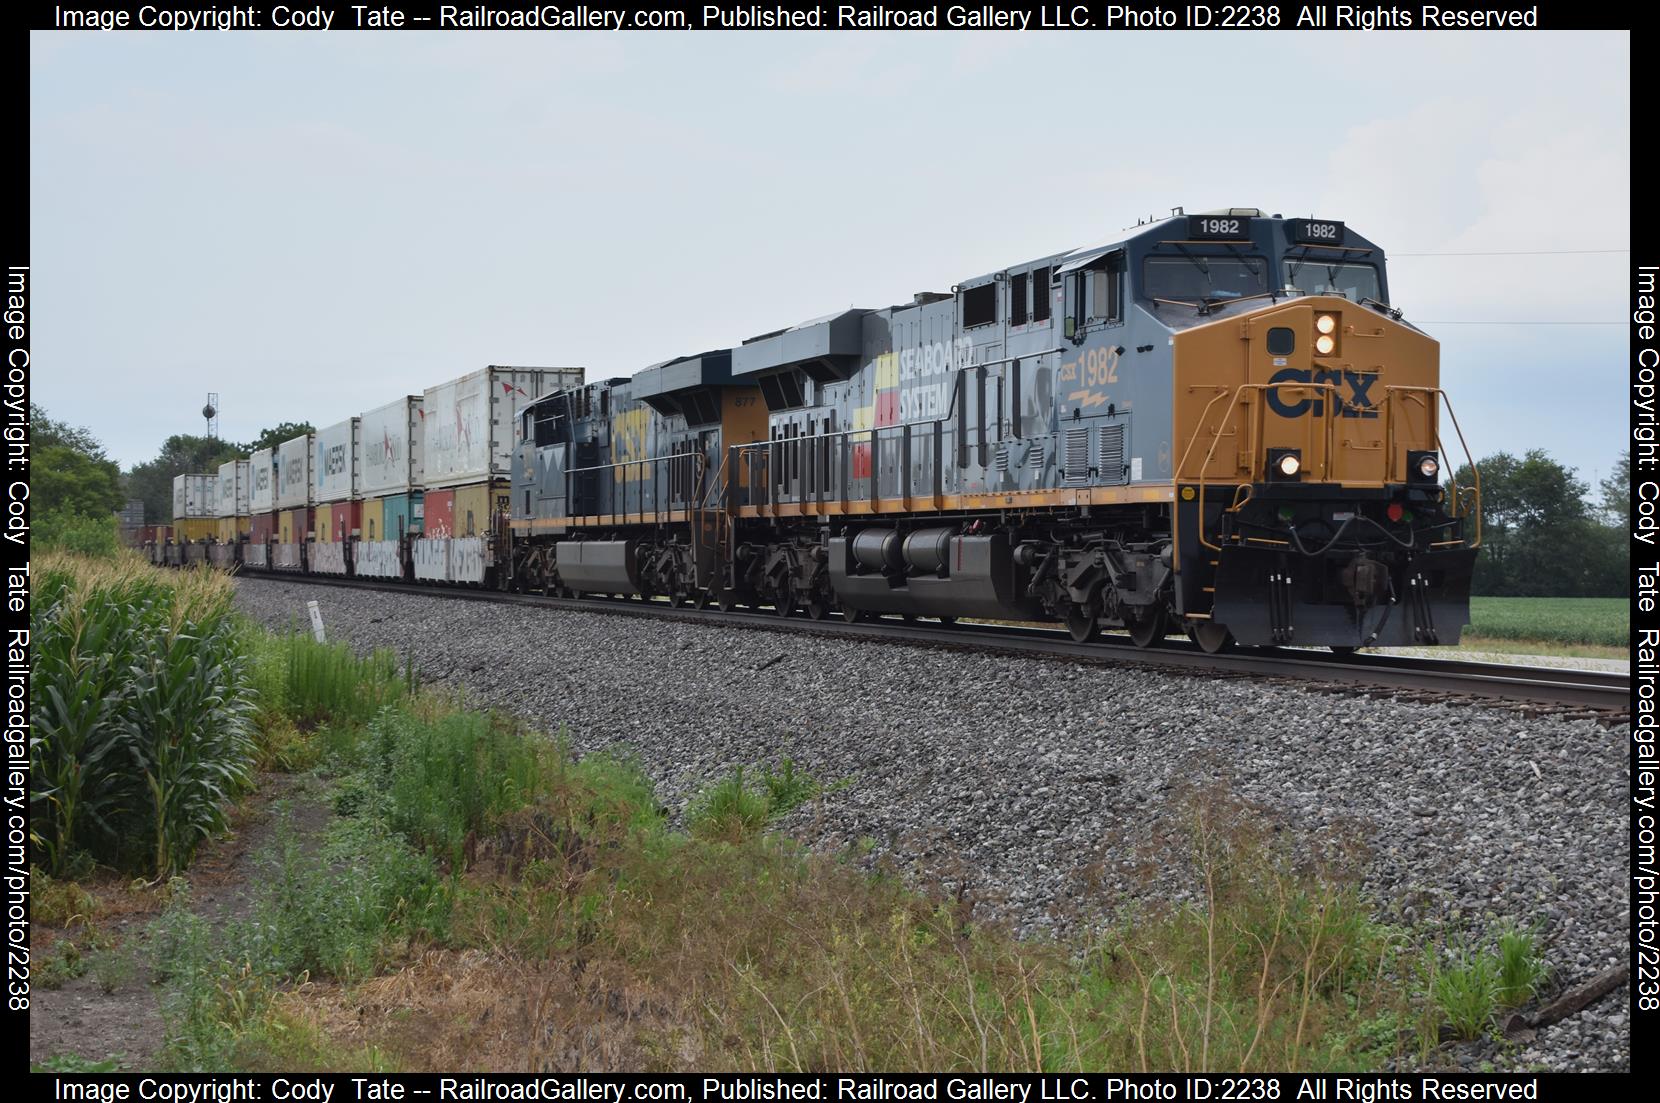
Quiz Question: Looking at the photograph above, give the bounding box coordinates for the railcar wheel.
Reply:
[774,582,795,618]
[1188,621,1235,655]
[1065,603,1098,643]
[805,595,829,621]
[1127,607,1168,649]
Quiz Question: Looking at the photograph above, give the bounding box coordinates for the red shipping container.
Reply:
[423,489,455,539]
[251,511,279,542]
[319,500,361,542]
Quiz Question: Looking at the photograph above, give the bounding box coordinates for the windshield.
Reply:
[1283,259,1380,301]
[1144,255,1268,303]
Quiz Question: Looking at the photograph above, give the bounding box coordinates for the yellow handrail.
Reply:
[1180,381,1340,551]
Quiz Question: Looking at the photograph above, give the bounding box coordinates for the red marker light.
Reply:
[1386,501,1405,523]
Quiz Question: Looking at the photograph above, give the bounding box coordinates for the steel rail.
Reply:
[234,569,1630,716]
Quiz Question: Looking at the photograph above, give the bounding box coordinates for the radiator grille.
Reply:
[1063,428,1090,485]
[993,444,1009,473]
[1099,424,1125,483]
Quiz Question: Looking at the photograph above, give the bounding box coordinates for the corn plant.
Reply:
[31,554,255,877]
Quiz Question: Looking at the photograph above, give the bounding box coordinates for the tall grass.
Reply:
[31,553,254,877]
[247,633,407,729]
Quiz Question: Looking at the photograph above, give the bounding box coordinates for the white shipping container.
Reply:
[359,395,425,496]
[276,434,314,510]
[216,460,251,518]
[249,448,277,513]
[313,417,361,503]
[421,365,585,489]
[171,474,216,520]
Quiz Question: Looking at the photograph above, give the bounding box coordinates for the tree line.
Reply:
[29,404,1633,597]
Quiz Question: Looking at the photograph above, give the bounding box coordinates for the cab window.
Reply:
[1282,259,1380,301]
[1144,255,1267,302]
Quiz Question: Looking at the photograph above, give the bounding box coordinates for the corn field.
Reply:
[30,553,256,878]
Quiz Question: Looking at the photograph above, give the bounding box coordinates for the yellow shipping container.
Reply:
[453,480,508,538]
[215,516,252,543]
[361,497,385,542]
[172,518,217,542]
[278,508,312,545]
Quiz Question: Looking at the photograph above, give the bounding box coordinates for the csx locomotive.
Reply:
[503,208,1481,651]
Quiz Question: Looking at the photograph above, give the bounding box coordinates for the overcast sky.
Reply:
[31,29,1630,492]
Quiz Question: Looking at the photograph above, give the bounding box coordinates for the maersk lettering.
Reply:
[1265,367,1379,419]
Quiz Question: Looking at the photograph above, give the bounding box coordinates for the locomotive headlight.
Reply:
[1417,455,1440,479]
[1314,333,1337,356]
[1407,449,1441,485]
[1269,448,1302,481]
[1315,314,1338,335]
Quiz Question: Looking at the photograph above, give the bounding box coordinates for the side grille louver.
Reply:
[1099,424,1125,483]
[1062,428,1090,485]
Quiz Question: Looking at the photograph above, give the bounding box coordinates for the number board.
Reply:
[1187,215,1252,241]
[1288,218,1346,244]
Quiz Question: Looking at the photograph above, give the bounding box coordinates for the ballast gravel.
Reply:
[235,578,1631,1072]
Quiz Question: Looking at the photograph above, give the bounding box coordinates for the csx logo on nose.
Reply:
[1266,367,1379,419]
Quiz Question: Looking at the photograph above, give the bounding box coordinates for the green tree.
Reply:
[242,421,315,455]
[123,433,243,524]
[31,405,123,519]
[1452,449,1624,596]
[1600,450,1631,530]
[32,403,110,459]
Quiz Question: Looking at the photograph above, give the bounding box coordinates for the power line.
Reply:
[1390,249,1628,257]
[1416,320,1624,325]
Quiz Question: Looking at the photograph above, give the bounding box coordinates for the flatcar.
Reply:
[504,208,1481,652]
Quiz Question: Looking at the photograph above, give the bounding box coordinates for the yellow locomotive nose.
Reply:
[1173,296,1445,489]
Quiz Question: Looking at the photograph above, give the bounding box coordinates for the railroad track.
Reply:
[237,570,1632,721]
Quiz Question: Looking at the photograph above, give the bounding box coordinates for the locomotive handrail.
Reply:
[1180,381,1341,552]
[729,416,953,516]
[1380,385,1482,548]
[562,451,705,524]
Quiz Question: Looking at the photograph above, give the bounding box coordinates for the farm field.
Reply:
[1463,597,1628,653]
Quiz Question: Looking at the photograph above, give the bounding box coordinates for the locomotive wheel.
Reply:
[1189,621,1235,654]
[1065,603,1098,643]
[844,607,870,624]
[1127,607,1169,649]
[774,581,795,618]
[1328,645,1359,657]
[717,591,737,613]
[805,595,829,621]
[936,615,957,625]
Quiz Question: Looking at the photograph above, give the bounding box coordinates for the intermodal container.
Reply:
[314,417,360,504]
[172,474,216,520]
[360,395,424,496]
[250,448,277,513]
[316,500,361,543]
[423,489,455,539]
[421,366,585,490]
[452,480,508,538]
[174,518,217,542]
[379,493,423,540]
[278,508,314,545]
[215,516,252,543]
[276,434,313,511]
[251,511,278,543]
[361,497,384,542]
[216,460,251,519]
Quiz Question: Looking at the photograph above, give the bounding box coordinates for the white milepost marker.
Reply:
[307,599,326,643]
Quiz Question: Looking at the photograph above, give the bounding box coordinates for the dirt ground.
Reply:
[28,774,333,1070]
